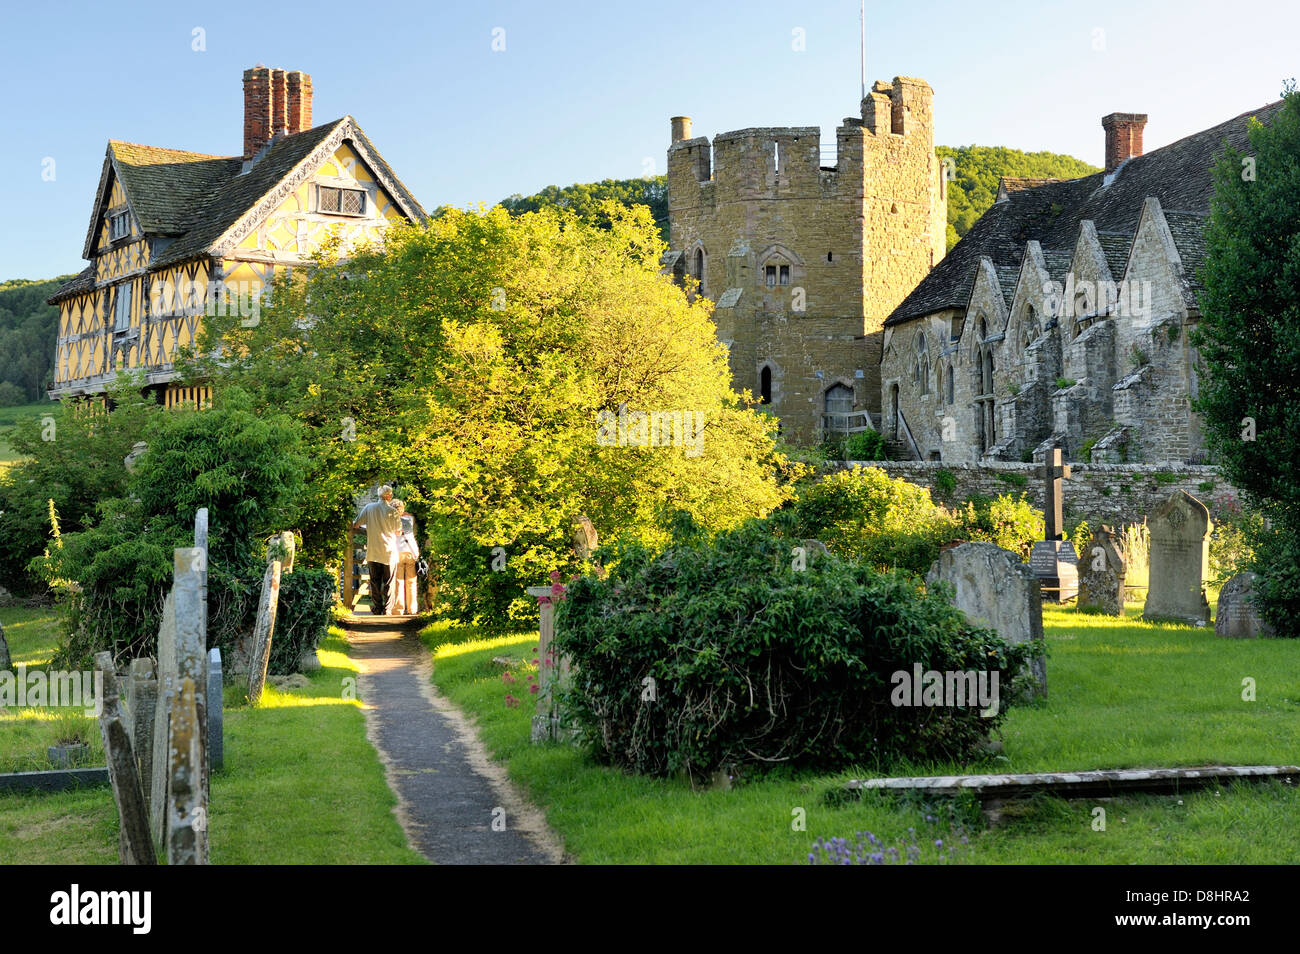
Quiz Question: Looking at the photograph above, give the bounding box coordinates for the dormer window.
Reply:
[318,186,367,216]
[109,211,130,241]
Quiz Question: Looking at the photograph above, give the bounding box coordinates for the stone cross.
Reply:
[1039,447,1071,541]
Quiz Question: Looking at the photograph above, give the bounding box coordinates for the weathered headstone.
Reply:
[125,658,157,803]
[1216,571,1275,639]
[149,549,208,847]
[166,677,207,865]
[247,559,283,705]
[1143,491,1212,626]
[1077,525,1127,616]
[206,648,224,770]
[927,542,1047,699]
[0,619,9,671]
[93,652,156,865]
[1030,448,1079,602]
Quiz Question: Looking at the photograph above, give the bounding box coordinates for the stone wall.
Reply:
[837,459,1235,529]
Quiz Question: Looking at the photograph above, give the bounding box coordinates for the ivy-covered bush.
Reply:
[554,519,1029,779]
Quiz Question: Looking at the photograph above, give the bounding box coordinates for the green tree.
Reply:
[193,203,786,630]
[0,275,75,401]
[1193,82,1300,632]
[497,176,668,243]
[43,387,306,666]
[0,381,161,594]
[935,146,1099,250]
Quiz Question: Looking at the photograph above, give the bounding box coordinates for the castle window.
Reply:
[765,265,777,288]
[945,362,954,404]
[109,211,130,241]
[779,265,790,286]
[760,366,772,405]
[773,141,781,174]
[827,251,833,263]
[113,283,133,332]
[694,248,706,296]
[318,186,367,216]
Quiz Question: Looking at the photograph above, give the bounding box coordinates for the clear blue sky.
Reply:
[3,0,1297,281]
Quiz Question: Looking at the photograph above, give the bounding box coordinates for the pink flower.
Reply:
[529,683,540,694]
[538,596,551,606]
[549,570,563,582]
[502,672,516,684]
[504,694,520,708]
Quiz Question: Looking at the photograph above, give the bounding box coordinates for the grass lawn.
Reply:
[0,611,424,865]
[0,401,50,462]
[421,604,1300,864]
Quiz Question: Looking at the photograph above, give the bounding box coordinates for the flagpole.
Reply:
[860,0,866,100]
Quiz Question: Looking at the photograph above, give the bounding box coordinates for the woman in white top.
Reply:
[387,500,421,616]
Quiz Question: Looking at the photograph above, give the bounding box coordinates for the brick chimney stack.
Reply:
[243,66,314,160]
[1102,112,1148,172]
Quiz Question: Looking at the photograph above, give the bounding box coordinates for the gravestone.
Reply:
[1216,572,1275,639]
[207,648,224,770]
[166,678,206,865]
[150,550,208,848]
[1077,525,1126,616]
[93,652,156,865]
[1143,491,1212,626]
[927,542,1047,699]
[0,619,9,670]
[1030,448,1079,602]
[247,559,283,705]
[125,659,157,802]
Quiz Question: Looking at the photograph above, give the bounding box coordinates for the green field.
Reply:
[0,402,50,463]
[0,611,423,865]
[422,606,1300,864]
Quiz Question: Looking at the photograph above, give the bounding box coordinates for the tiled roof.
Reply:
[55,117,426,301]
[109,142,241,236]
[887,99,1286,325]
[150,120,343,267]
[49,266,96,303]
[1096,231,1132,280]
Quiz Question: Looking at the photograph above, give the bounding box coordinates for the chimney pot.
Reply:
[1102,112,1148,172]
[671,116,692,143]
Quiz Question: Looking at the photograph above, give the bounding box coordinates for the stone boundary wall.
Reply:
[836,460,1237,529]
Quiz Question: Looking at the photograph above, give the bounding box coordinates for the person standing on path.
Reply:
[387,500,421,616]
[353,484,403,616]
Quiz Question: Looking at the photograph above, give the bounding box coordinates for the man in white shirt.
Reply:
[352,485,402,616]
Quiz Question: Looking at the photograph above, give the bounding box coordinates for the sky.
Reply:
[2,0,1298,281]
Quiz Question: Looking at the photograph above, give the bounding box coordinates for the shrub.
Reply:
[843,429,887,461]
[996,472,1028,489]
[791,466,958,575]
[0,382,25,407]
[1207,493,1263,586]
[554,520,1029,778]
[1055,377,1076,390]
[268,568,336,674]
[42,389,307,668]
[954,493,1044,562]
[933,468,957,499]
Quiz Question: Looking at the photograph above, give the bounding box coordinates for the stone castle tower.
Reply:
[666,76,946,443]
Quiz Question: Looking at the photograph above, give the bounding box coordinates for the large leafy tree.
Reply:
[193,203,786,629]
[936,146,1098,250]
[1194,83,1300,632]
[0,276,74,402]
[496,177,668,243]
